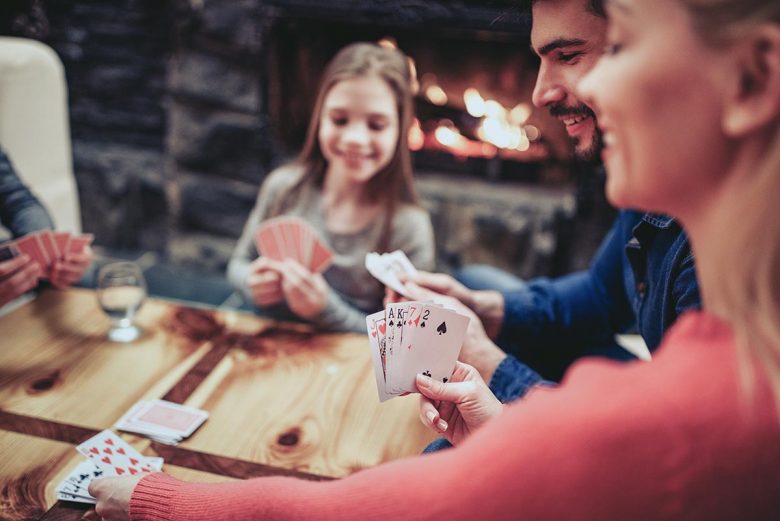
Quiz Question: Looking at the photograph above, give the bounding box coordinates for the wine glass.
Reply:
[96,262,147,343]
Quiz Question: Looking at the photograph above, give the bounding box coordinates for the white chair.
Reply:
[0,36,81,233]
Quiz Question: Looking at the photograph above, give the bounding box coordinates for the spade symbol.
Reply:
[422,370,431,377]
[443,377,448,383]
[437,321,447,335]
[420,321,426,328]
[389,319,394,327]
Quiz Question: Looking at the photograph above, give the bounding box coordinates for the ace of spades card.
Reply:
[394,303,470,394]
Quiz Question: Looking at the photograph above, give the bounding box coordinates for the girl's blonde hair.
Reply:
[269,42,419,252]
[680,0,780,403]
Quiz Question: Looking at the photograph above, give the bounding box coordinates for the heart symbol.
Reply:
[103,448,112,454]
[130,458,139,466]
[115,467,125,475]
[117,448,126,455]
[105,438,114,446]
[142,467,151,473]
[379,323,386,335]
[101,456,111,464]
[129,468,138,475]
[89,447,99,455]
[370,330,377,338]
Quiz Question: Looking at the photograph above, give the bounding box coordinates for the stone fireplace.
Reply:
[4,0,612,284]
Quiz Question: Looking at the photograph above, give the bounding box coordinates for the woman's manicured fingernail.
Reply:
[416,373,432,388]
[437,419,448,432]
[426,411,436,424]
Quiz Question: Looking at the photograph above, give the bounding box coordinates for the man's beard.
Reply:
[549,102,604,164]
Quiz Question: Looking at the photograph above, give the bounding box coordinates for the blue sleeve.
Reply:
[0,147,54,237]
[488,355,550,403]
[496,213,636,374]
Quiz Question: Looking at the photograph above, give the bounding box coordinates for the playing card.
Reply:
[394,304,470,393]
[67,233,94,255]
[56,453,163,504]
[13,233,49,275]
[76,430,154,477]
[128,399,208,437]
[308,238,333,273]
[365,252,412,297]
[38,229,59,263]
[115,399,208,445]
[366,311,391,402]
[384,302,411,395]
[53,231,72,260]
[383,250,418,277]
[0,242,19,262]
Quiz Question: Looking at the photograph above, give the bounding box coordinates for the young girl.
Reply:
[227,42,434,332]
[90,0,780,518]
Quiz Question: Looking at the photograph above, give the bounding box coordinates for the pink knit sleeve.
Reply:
[127,315,757,521]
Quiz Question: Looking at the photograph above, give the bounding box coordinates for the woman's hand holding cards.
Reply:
[278,259,329,319]
[416,361,503,446]
[89,475,142,521]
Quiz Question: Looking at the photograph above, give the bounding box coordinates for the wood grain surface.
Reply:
[0,288,437,520]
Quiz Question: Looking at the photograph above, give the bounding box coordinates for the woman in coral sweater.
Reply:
[90,0,780,518]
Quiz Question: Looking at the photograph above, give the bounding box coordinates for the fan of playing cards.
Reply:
[0,230,93,278]
[366,301,469,402]
[365,250,418,298]
[114,399,209,445]
[56,430,163,504]
[254,216,333,273]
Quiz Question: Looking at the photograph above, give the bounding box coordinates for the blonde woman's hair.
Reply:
[268,41,419,252]
[680,0,780,405]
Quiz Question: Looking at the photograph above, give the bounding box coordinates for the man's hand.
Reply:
[247,257,284,307]
[88,475,142,520]
[0,254,40,307]
[391,271,505,340]
[50,247,93,289]
[277,259,329,319]
[417,361,503,446]
[401,280,507,383]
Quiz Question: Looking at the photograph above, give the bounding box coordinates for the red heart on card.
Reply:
[89,447,99,455]
[130,458,139,466]
[129,467,138,475]
[105,438,114,446]
[117,448,126,455]
[379,323,386,335]
[142,467,151,473]
[115,467,125,475]
[370,330,377,337]
[101,456,111,464]
[103,448,112,454]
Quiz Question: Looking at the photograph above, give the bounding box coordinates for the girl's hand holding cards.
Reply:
[278,259,330,319]
[247,257,284,307]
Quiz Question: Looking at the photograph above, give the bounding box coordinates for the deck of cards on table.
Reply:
[366,301,470,402]
[0,229,93,278]
[254,216,333,273]
[365,250,418,298]
[56,430,163,504]
[115,399,209,445]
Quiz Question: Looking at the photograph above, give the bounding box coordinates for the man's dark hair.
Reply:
[587,0,605,17]
[526,0,606,18]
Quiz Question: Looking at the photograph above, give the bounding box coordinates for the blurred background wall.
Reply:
[0,0,615,285]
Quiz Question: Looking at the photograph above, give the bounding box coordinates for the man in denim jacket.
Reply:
[404,0,700,409]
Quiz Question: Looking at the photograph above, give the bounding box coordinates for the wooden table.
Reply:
[0,288,435,520]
